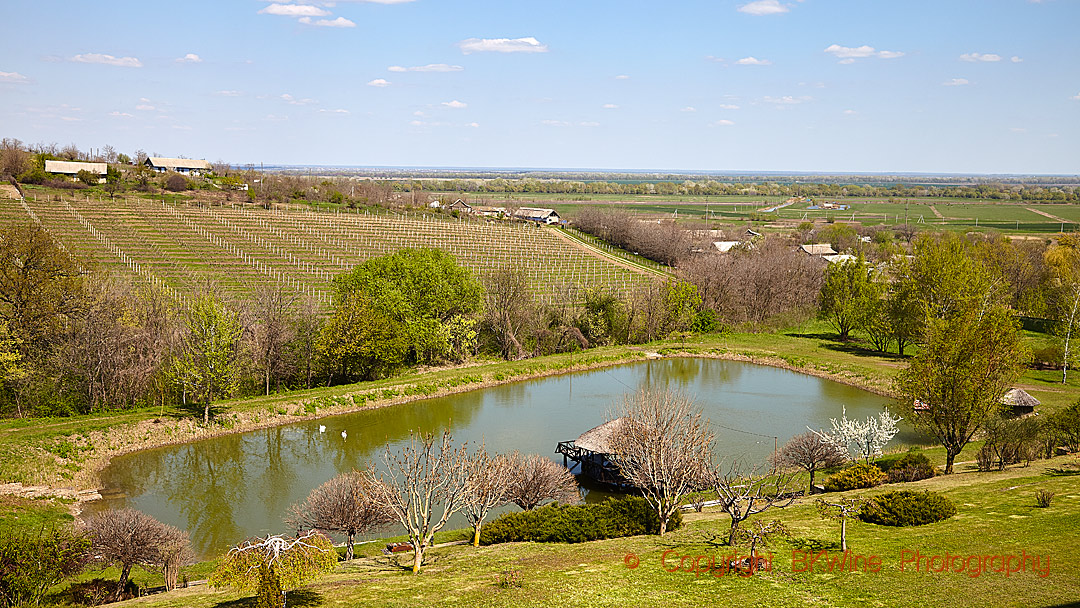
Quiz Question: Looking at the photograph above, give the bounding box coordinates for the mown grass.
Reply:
[109,455,1080,608]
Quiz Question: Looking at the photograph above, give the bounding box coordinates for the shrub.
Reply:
[1034,489,1055,508]
[859,490,956,526]
[55,578,140,606]
[878,451,936,483]
[479,497,681,545]
[164,174,189,192]
[823,463,885,492]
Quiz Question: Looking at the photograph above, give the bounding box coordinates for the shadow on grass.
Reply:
[1047,465,1080,477]
[786,332,908,360]
[789,538,841,553]
[213,590,323,608]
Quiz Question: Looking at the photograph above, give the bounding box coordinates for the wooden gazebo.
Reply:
[555,418,633,488]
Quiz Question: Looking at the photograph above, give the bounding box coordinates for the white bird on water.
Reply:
[319,425,326,433]
[341,429,347,440]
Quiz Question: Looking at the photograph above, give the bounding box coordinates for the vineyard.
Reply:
[0,189,657,308]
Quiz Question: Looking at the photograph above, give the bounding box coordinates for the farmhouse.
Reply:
[472,205,506,218]
[447,199,471,213]
[513,207,561,225]
[823,254,857,264]
[44,160,107,182]
[144,157,212,175]
[799,243,837,256]
[713,241,744,253]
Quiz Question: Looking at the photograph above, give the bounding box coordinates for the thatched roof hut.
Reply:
[1001,388,1040,415]
[574,417,630,454]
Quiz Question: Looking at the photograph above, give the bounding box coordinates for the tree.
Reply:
[209,532,337,608]
[811,406,902,464]
[0,525,89,608]
[732,519,788,566]
[81,508,190,602]
[895,305,1026,473]
[171,294,242,424]
[287,470,393,560]
[816,497,865,551]
[244,285,297,396]
[609,389,714,536]
[482,265,534,360]
[1045,234,1080,383]
[711,463,797,545]
[503,452,579,512]
[366,431,472,573]
[818,255,881,341]
[315,292,407,382]
[164,174,188,192]
[772,431,847,492]
[462,449,512,547]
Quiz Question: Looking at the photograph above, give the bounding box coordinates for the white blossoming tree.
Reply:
[811,407,902,464]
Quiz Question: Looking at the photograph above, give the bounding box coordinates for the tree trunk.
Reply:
[204,397,210,425]
[944,449,958,474]
[840,518,847,551]
[659,516,667,536]
[472,524,482,547]
[412,547,423,574]
[346,533,354,561]
[728,521,740,546]
[114,563,132,602]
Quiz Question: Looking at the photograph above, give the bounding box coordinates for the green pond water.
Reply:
[93,358,921,558]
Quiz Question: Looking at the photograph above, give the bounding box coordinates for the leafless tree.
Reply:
[732,519,788,565]
[817,497,865,551]
[771,431,847,493]
[81,508,191,601]
[290,297,321,389]
[462,449,512,546]
[366,431,472,573]
[503,452,579,511]
[243,284,297,395]
[481,265,534,360]
[609,389,714,535]
[710,463,798,545]
[287,470,394,560]
[0,137,30,179]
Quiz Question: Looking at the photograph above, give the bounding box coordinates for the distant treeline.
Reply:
[393,178,1079,202]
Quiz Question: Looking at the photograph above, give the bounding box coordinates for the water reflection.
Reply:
[95,359,922,558]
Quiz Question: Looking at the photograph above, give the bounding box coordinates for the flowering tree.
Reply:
[812,406,902,464]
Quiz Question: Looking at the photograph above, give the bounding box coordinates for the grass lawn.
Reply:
[113,455,1080,608]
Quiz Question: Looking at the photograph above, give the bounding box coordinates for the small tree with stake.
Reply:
[817,497,865,551]
[711,462,798,546]
[209,531,337,608]
[732,519,788,569]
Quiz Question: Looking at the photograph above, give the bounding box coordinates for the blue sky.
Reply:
[1,0,1078,174]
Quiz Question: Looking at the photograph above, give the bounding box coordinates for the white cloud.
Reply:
[108,111,133,117]
[542,119,572,127]
[467,122,480,128]
[843,109,857,115]
[1010,127,1027,133]
[413,110,425,116]
[1071,93,1080,101]
[458,37,548,54]
[366,79,391,87]
[579,121,600,127]
[259,4,329,16]
[763,95,811,105]
[943,78,970,86]
[409,120,424,126]
[737,0,788,15]
[717,104,740,110]
[0,71,28,83]
[280,93,316,104]
[710,119,735,126]
[388,63,463,72]
[602,103,619,109]
[319,108,350,114]
[736,56,772,66]
[838,58,856,65]
[823,44,903,62]
[442,100,467,108]
[215,90,243,97]
[176,53,202,63]
[299,16,356,27]
[960,52,1002,62]
[680,106,696,112]
[1011,56,1023,63]
[615,74,630,80]
[71,53,142,68]
[135,104,156,111]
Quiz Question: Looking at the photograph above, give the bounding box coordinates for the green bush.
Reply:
[878,451,936,483]
[823,463,886,492]
[859,490,956,526]
[479,497,681,545]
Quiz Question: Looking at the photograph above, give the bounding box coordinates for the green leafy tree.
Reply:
[171,294,242,424]
[210,532,337,608]
[0,526,90,608]
[818,255,881,341]
[316,293,408,382]
[1045,233,1080,383]
[895,305,1026,473]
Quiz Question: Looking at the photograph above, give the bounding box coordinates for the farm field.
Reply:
[0,189,655,307]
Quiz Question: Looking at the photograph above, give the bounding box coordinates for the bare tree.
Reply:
[503,452,579,511]
[609,389,714,535]
[772,431,847,493]
[290,297,321,389]
[817,497,865,551]
[287,470,393,560]
[81,508,191,601]
[732,519,788,566]
[711,463,798,545]
[366,431,472,574]
[462,449,512,546]
[244,284,297,396]
[482,265,534,360]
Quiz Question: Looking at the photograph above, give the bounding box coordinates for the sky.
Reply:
[1,0,1078,174]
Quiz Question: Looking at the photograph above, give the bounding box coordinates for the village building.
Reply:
[713,240,744,253]
[799,243,838,256]
[513,207,561,225]
[447,199,471,213]
[823,253,858,264]
[44,160,107,182]
[472,205,506,218]
[144,157,212,175]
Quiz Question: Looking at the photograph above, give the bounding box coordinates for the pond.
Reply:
[93,358,922,558]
